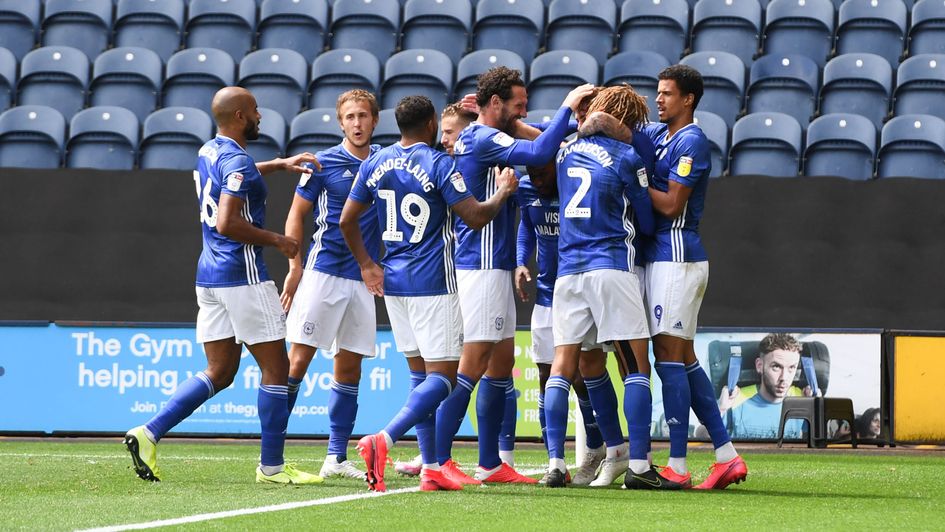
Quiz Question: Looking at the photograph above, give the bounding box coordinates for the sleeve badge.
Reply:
[676,156,693,177]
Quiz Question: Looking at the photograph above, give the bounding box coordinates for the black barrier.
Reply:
[1,170,943,329]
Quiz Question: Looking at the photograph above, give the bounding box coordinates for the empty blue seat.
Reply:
[747,54,819,127]
[546,0,616,65]
[247,107,286,163]
[330,0,400,63]
[680,51,746,128]
[837,0,907,68]
[525,108,560,125]
[729,112,802,176]
[66,106,140,170]
[381,49,454,112]
[115,0,185,62]
[804,113,876,179]
[0,0,40,61]
[140,107,214,170]
[258,0,329,63]
[473,0,544,63]
[288,108,342,155]
[90,47,163,123]
[309,49,380,109]
[239,48,309,124]
[42,0,112,61]
[694,110,728,177]
[0,105,66,168]
[894,54,945,121]
[455,49,526,102]
[403,0,472,65]
[373,108,401,146]
[186,0,257,63]
[0,47,14,112]
[618,0,690,63]
[877,114,945,178]
[18,46,89,121]
[763,0,835,67]
[163,48,236,115]
[820,53,891,130]
[909,0,945,55]
[603,51,670,122]
[692,0,762,67]
[527,50,600,110]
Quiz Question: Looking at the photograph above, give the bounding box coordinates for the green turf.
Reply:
[0,439,943,531]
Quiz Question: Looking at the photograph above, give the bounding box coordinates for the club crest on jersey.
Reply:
[450,172,467,193]
[677,156,693,177]
[226,172,244,191]
[492,132,514,148]
[636,167,649,187]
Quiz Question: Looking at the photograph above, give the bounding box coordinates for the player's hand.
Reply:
[562,84,597,113]
[514,266,532,302]
[718,385,739,412]
[578,111,632,143]
[460,93,479,115]
[574,87,601,124]
[361,261,385,297]
[277,234,300,259]
[495,166,518,195]
[281,268,302,312]
[283,152,322,174]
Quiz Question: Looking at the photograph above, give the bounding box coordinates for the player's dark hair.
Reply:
[759,333,802,355]
[476,66,526,108]
[395,95,435,136]
[658,64,704,109]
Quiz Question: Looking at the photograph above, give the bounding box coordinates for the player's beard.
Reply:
[244,119,260,141]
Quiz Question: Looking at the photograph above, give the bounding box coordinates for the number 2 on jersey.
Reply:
[564,167,592,218]
[378,189,430,243]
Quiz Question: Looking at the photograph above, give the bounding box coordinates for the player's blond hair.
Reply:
[336,89,380,119]
[441,101,477,125]
[586,84,650,131]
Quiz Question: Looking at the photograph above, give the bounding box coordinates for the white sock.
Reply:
[629,459,649,475]
[605,445,626,459]
[259,463,284,475]
[142,426,157,443]
[715,442,738,463]
[499,450,515,466]
[380,430,394,449]
[646,451,653,465]
[422,463,440,472]
[668,456,688,474]
[325,454,340,465]
[549,457,567,473]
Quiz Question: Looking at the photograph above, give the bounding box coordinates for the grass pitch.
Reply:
[0,439,943,531]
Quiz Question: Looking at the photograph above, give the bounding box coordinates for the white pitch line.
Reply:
[75,486,421,532]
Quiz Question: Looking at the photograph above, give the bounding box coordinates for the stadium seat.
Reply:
[691,0,763,67]
[163,48,236,115]
[18,46,89,121]
[893,54,945,121]
[330,0,400,63]
[0,0,40,61]
[525,108,559,125]
[909,0,945,55]
[114,0,185,62]
[308,49,380,110]
[546,0,616,65]
[617,0,690,63]
[877,114,945,178]
[0,47,14,113]
[238,48,309,124]
[694,110,729,177]
[41,0,112,61]
[473,0,545,63]
[747,54,820,127]
[402,0,472,65]
[820,53,892,131]
[527,50,600,111]
[287,108,342,155]
[762,0,835,68]
[803,113,876,179]
[140,107,214,170]
[0,105,66,168]
[66,106,140,170]
[836,0,907,68]
[89,47,163,123]
[373,108,401,146]
[603,51,670,122]
[454,49,526,102]
[258,0,329,63]
[680,51,746,128]
[185,0,257,63]
[381,49,454,112]
[729,112,802,176]
[246,107,286,163]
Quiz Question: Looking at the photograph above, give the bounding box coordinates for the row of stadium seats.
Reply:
[2,0,941,67]
[2,102,943,180]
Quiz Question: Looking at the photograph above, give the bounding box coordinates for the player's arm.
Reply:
[500,84,596,166]
[649,180,693,220]
[451,166,519,230]
[623,155,656,237]
[339,197,384,297]
[649,139,709,218]
[280,193,314,311]
[577,111,631,143]
[255,152,322,175]
[523,119,579,137]
[217,194,298,258]
[514,212,537,301]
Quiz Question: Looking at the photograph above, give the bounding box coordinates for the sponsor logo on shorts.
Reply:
[303,321,315,335]
[666,417,681,425]
[495,317,504,330]
[673,320,684,330]
[654,305,663,326]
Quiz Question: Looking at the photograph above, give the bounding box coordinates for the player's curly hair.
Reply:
[395,95,435,134]
[442,101,477,124]
[336,89,379,119]
[475,66,525,108]
[759,333,803,355]
[585,84,650,131]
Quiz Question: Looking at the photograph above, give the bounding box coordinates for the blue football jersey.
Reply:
[555,134,655,277]
[296,143,381,281]
[194,135,270,287]
[516,176,559,308]
[642,122,711,263]
[349,142,472,297]
[630,130,657,266]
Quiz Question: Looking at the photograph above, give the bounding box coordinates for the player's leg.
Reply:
[495,340,518,467]
[543,343,581,487]
[653,333,693,483]
[581,348,630,487]
[570,358,606,486]
[478,338,514,472]
[529,304,555,469]
[394,354,427,477]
